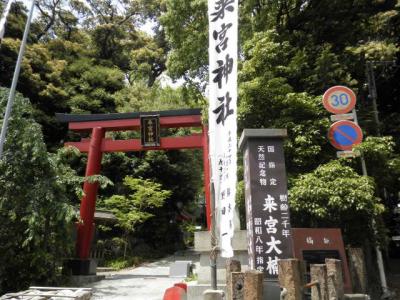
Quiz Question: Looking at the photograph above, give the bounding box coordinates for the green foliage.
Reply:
[0,88,75,294]
[85,174,114,189]
[160,0,208,79]
[184,272,198,282]
[353,136,400,195]
[49,146,86,200]
[132,150,202,206]
[346,41,398,62]
[65,59,125,113]
[179,220,197,247]
[129,32,167,86]
[1,1,28,39]
[0,38,69,147]
[1,0,172,148]
[104,256,143,270]
[99,176,171,258]
[114,81,198,112]
[126,150,202,252]
[239,34,334,172]
[236,180,246,229]
[102,176,171,234]
[289,160,385,245]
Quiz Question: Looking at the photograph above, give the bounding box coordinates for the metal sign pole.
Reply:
[0,0,35,158]
[359,154,388,295]
[365,62,381,136]
[353,109,388,295]
[210,182,217,290]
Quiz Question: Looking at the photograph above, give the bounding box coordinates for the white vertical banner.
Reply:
[208,0,238,258]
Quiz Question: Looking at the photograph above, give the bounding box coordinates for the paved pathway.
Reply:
[86,254,198,300]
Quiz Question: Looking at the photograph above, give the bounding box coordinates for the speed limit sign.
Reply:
[322,86,356,114]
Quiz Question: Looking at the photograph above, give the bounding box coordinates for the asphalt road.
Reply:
[86,256,189,300]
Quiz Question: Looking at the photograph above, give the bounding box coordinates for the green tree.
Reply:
[0,88,75,294]
[129,32,167,86]
[353,136,400,200]
[160,0,400,128]
[0,0,171,149]
[64,58,125,113]
[102,176,171,258]
[239,31,334,172]
[0,37,70,147]
[114,80,199,112]
[289,160,385,245]
[78,0,167,79]
[160,0,208,80]
[34,0,83,41]
[1,1,30,40]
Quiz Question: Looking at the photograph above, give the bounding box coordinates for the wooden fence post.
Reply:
[278,259,303,300]
[310,264,328,300]
[244,270,263,300]
[226,259,241,300]
[326,259,344,300]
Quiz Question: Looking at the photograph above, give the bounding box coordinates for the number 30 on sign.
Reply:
[322,86,356,114]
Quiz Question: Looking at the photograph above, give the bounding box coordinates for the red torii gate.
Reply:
[56,109,211,263]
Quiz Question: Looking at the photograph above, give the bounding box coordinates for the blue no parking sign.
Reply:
[328,120,363,151]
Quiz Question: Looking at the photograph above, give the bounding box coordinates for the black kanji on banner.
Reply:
[240,130,293,279]
[140,115,160,147]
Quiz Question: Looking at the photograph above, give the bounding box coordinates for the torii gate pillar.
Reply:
[76,127,105,259]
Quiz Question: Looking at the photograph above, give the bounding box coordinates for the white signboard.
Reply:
[336,150,360,158]
[330,113,355,122]
[208,0,238,258]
